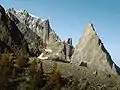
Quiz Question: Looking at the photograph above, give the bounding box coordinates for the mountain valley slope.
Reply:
[0,4,120,90]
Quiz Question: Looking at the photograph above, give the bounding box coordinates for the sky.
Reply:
[1,0,120,66]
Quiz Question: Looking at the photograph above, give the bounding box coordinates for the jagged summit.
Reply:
[83,21,98,38]
[71,22,120,75]
[85,21,95,32]
[6,8,46,23]
[86,21,94,29]
[6,8,61,44]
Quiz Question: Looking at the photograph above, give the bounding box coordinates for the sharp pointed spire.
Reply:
[86,21,95,31]
[84,21,97,37]
[88,21,93,26]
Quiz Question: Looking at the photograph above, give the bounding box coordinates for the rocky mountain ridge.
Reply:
[6,7,74,61]
[6,8,61,44]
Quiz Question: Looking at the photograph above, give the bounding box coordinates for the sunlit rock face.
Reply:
[6,8,62,56]
[71,22,120,75]
[6,8,61,44]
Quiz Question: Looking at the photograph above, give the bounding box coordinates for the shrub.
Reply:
[27,61,46,90]
[15,55,29,68]
[49,70,61,86]
[28,65,36,77]
[48,63,61,89]
[0,53,16,90]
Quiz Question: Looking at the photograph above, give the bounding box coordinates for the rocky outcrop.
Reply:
[0,5,29,56]
[71,22,120,75]
[6,10,44,56]
[63,38,74,62]
[42,20,50,44]
[42,38,74,62]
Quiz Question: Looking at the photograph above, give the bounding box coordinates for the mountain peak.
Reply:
[87,21,94,28]
[84,21,97,37]
[71,22,120,75]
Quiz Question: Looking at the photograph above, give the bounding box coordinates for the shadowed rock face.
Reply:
[0,5,29,56]
[63,38,74,61]
[67,38,72,45]
[0,5,5,14]
[71,22,120,75]
[0,5,5,21]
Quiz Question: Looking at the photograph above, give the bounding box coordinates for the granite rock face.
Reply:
[0,5,29,56]
[71,22,120,75]
[7,10,44,56]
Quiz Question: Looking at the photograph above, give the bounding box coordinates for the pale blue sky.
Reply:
[1,0,120,66]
